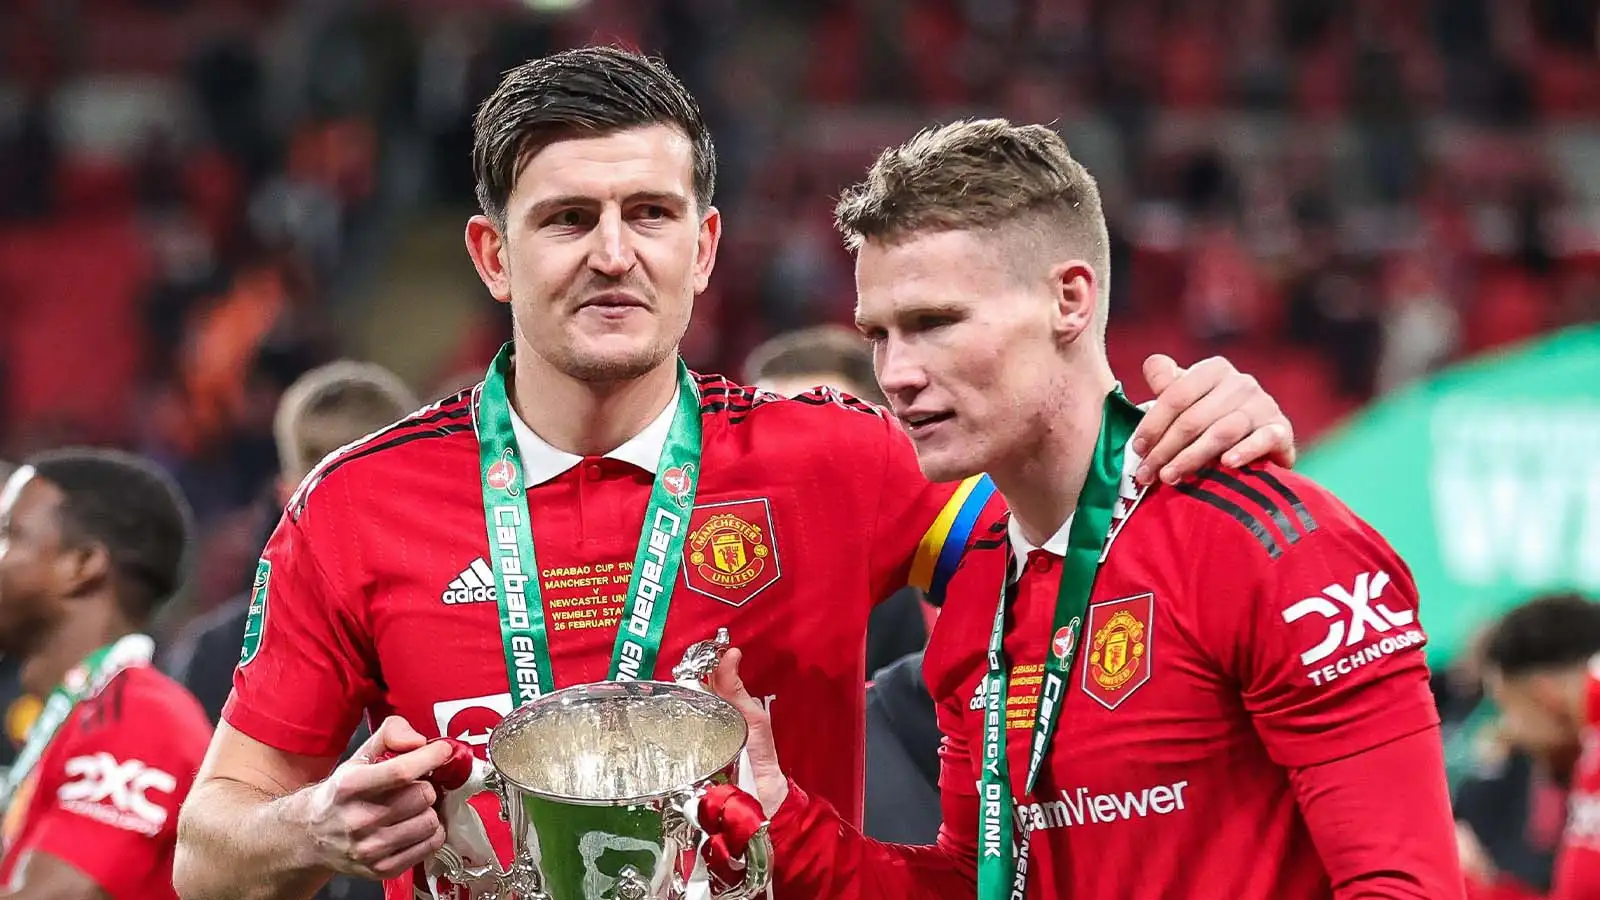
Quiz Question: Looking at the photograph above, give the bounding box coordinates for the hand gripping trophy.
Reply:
[414,629,772,900]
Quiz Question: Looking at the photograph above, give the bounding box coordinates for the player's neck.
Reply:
[21,599,137,698]
[991,366,1117,549]
[510,350,679,457]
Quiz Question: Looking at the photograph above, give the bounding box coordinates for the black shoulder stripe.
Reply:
[108,672,124,724]
[789,390,884,416]
[1196,470,1304,546]
[320,400,471,465]
[79,674,127,734]
[701,400,755,416]
[1174,483,1282,558]
[402,405,473,429]
[293,422,473,518]
[971,516,1009,550]
[1239,469,1318,535]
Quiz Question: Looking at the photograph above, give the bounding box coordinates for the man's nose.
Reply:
[587,208,636,277]
[875,337,928,399]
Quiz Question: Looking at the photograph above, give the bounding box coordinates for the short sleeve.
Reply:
[867,415,1003,607]
[20,683,207,899]
[221,508,376,758]
[1207,491,1439,769]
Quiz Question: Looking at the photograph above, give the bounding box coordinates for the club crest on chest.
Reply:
[681,498,782,607]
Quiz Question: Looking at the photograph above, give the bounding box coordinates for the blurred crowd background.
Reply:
[0,0,1597,891]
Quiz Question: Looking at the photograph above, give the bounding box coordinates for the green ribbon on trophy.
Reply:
[976,391,1142,900]
[474,343,703,706]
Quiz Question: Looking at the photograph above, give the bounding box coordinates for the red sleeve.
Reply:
[862,409,1003,607]
[1548,755,1600,900]
[221,505,376,757]
[1200,477,1440,768]
[19,678,210,900]
[1288,727,1464,898]
[767,666,977,899]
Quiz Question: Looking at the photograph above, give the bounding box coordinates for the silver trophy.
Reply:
[434,630,771,900]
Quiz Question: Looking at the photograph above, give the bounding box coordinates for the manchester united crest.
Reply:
[1082,592,1153,709]
[683,498,781,607]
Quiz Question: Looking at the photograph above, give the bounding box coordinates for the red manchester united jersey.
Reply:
[767,464,1453,899]
[223,374,1003,900]
[0,666,212,899]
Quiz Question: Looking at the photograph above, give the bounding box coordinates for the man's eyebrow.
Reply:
[525,190,691,221]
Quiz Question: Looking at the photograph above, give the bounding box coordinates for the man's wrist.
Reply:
[273,783,332,874]
[761,776,790,819]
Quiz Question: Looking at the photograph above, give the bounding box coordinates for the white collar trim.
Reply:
[1007,513,1073,582]
[1004,444,1149,582]
[509,387,679,486]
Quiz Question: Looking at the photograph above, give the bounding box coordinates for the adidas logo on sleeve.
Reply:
[442,558,497,605]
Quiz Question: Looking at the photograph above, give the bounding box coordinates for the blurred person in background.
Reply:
[173,47,1299,900]
[0,462,20,781]
[1445,627,1561,897]
[1466,594,1600,899]
[163,360,418,726]
[0,449,211,899]
[743,324,929,674]
[744,324,939,842]
[711,117,1461,899]
[162,360,414,900]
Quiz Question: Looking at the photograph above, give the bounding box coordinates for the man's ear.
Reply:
[1047,259,1099,346]
[55,540,111,599]
[466,216,513,303]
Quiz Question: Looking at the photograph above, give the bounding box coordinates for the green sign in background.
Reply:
[1298,324,1600,667]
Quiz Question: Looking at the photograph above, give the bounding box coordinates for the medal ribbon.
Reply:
[474,343,702,706]
[0,633,155,813]
[977,391,1143,900]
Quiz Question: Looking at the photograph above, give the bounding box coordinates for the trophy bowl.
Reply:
[438,674,771,900]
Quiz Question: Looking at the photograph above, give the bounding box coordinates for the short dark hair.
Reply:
[25,448,193,624]
[743,326,884,406]
[1484,593,1600,677]
[472,46,716,225]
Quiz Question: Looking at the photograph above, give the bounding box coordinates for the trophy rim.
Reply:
[486,679,749,807]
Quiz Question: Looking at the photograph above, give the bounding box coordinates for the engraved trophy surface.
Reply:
[435,630,771,900]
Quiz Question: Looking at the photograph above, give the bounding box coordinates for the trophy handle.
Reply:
[427,762,551,900]
[672,627,731,686]
[709,824,771,900]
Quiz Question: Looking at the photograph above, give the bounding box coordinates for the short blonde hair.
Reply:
[835,118,1110,312]
[273,361,418,482]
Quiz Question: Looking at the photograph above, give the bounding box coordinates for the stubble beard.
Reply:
[559,347,673,384]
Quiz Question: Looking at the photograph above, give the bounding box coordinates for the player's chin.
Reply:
[562,338,673,382]
[912,443,984,485]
